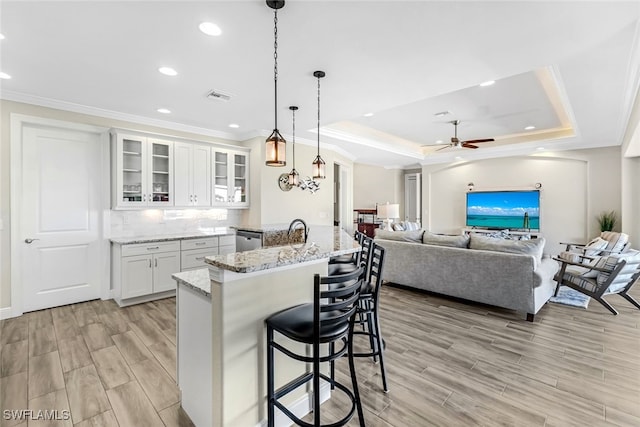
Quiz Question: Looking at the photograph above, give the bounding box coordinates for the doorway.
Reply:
[333,162,352,232]
[11,115,108,315]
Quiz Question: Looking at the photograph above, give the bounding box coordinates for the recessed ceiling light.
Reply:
[435,140,444,144]
[0,33,5,40]
[229,123,240,129]
[363,112,374,117]
[158,67,178,76]
[157,108,171,114]
[199,22,222,36]
[0,72,11,79]
[479,80,495,87]
[454,156,463,160]
[525,125,536,130]
[434,111,450,118]
[537,147,545,151]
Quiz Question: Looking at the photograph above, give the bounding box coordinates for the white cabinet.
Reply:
[113,132,174,208]
[180,236,236,271]
[174,142,211,207]
[212,149,249,208]
[112,241,181,305]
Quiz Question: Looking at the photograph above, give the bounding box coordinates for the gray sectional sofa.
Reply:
[374,230,559,321]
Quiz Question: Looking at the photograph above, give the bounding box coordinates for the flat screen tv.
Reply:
[466,190,540,230]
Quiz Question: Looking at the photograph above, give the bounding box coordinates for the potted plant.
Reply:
[596,210,617,232]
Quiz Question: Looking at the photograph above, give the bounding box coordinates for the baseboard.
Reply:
[0,306,15,320]
[256,382,331,427]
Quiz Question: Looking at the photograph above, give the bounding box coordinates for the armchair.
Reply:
[559,231,629,263]
[553,248,640,315]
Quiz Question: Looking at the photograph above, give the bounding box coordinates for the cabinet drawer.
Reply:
[121,240,180,257]
[181,247,218,270]
[181,237,218,251]
[218,235,235,247]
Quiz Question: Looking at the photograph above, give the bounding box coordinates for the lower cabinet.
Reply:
[112,234,236,305]
[113,240,181,306]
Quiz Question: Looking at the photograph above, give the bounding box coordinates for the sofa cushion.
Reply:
[375,229,424,243]
[469,234,545,267]
[422,232,470,248]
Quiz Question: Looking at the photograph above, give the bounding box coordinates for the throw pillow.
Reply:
[403,221,421,231]
[584,237,609,256]
[599,231,629,253]
[392,223,405,231]
[374,229,424,243]
[422,231,470,248]
[469,234,545,267]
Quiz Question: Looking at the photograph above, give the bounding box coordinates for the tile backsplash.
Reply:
[108,208,243,238]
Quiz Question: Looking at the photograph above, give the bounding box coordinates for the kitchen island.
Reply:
[173,226,359,427]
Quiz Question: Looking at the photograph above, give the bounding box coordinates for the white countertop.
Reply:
[205,226,359,273]
[110,228,234,245]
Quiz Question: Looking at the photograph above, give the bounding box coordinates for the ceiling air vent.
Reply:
[205,89,231,102]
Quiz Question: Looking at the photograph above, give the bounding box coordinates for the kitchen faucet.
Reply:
[288,219,309,243]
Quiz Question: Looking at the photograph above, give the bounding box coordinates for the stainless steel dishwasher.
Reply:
[235,230,263,252]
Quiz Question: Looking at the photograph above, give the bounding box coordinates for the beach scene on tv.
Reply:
[466,190,540,230]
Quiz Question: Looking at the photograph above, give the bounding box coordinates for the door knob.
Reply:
[24,238,40,244]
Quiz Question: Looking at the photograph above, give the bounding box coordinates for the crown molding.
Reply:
[0,90,247,142]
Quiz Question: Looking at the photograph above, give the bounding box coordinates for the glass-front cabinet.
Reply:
[113,132,173,208]
[212,148,249,208]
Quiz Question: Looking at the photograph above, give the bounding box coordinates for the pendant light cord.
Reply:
[316,75,320,157]
[292,108,296,169]
[273,9,279,130]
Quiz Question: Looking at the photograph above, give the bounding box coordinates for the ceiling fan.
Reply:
[430,120,495,151]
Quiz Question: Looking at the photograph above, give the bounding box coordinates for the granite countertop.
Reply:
[205,226,359,273]
[110,228,234,245]
[172,269,211,297]
[232,224,292,233]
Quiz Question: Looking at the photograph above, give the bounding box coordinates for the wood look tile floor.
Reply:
[1,284,639,426]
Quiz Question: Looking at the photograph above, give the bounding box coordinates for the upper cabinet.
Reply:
[174,142,211,207]
[113,132,174,209]
[212,149,249,208]
[112,130,249,210]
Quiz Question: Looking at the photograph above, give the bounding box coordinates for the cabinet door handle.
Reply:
[195,242,206,246]
[149,259,152,268]
[194,195,198,203]
[155,258,158,267]
[195,257,204,261]
[143,194,146,202]
[146,246,159,250]
[190,194,193,202]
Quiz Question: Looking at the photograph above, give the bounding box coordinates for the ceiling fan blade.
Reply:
[462,138,494,144]
[436,145,451,151]
[462,143,479,149]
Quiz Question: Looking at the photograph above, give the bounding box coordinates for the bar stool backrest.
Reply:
[315,266,366,333]
[368,243,386,292]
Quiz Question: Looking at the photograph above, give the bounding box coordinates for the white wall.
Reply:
[422,147,622,256]
[353,164,403,217]
[243,136,353,227]
[621,86,640,247]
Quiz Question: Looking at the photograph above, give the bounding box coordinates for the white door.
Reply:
[192,145,211,206]
[121,255,153,299]
[21,125,103,312]
[153,252,180,292]
[173,142,192,206]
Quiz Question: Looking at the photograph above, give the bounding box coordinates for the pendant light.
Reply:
[265,0,286,166]
[287,106,300,186]
[312,70,326,179]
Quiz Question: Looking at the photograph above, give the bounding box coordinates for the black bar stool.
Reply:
[329,230,365,265]
[328,235,373,277]
[266,266,367,427]
[352,243,388,392]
